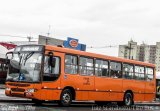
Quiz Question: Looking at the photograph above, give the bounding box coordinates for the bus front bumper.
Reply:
[5,87,38,99]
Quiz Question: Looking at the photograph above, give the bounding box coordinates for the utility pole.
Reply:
[47,25,51,37]
[125,42,133,59]
[128,42,132,59]
[45,37,50,45]
[27,36,32,42]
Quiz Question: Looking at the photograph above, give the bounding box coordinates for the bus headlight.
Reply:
[26,88,37,93]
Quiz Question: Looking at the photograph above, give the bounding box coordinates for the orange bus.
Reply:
[5,45,156,106]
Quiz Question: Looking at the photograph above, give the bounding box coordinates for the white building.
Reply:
[118,40,160,71]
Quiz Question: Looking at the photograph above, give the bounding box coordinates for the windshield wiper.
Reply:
[6,77,17,82]
[6,79,14,82]
[24,52,34,65]
[18,52,22,66]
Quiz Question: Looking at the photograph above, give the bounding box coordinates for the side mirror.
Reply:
[49,57,56,67]
[48,52,56,67]
[6,52,13,64]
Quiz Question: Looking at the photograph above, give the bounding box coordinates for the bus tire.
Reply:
[123,92,133,106]
[58,89,72,107]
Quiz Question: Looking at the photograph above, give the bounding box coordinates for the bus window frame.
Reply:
[64,54,79,75]
[109,60,123,79]
[145,66,154,81]
[79,56,94,76]
[42,54,61,82]
[134,64,145,81]
[94,58,109,78]
[122,62,135,80]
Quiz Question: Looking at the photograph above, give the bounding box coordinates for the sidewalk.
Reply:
[0,84,5,89]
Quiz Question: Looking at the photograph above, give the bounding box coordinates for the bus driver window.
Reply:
[43,56,60,81]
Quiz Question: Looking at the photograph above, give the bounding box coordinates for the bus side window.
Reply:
[146,67,154,81]
[43,56,60,81]
[123,64,134,79]
[110,62,122,78]
[79,57,94,76]
[95,59,109,77]
[134,66,145,80]
[65,55,78,74]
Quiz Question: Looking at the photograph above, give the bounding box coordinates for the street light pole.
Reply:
[129,43,132,59]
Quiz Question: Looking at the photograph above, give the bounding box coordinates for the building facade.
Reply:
[118,40,160,71]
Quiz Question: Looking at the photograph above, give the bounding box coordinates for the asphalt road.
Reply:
[0,101,160,111]
[0,89,160,111]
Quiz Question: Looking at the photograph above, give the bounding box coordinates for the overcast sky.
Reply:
[0,0,160,56]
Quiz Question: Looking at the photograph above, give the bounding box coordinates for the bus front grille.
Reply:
[8,83,30,87]
[11,88,25,92]
[11,93,24,97]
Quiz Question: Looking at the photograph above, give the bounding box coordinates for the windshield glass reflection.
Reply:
[6,52,42,82]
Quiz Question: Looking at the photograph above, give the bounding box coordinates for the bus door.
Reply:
[41,52,62,100]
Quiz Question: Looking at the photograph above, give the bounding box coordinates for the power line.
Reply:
[87,45,118,49]
[0,34,38,42]
[0,34,27,38]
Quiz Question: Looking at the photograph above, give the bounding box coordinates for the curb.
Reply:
[0,85,5,89]
[0,100,31,103]
[0,87,5,89]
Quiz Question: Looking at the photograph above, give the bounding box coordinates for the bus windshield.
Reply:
[6,52,42,82]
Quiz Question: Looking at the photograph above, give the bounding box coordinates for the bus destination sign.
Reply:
[15,46,43,52]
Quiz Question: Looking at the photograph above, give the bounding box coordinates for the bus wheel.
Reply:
[58,89,72,106]
[123,92,133,106]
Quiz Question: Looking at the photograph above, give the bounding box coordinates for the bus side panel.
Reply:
[60,74,95,101]
[93,78,123,101]
[133,81,145,101]
[91,77,110,101]
[38,89,61,100]
[40,81,62,100]
[123,79,146,102]
[108,78,123,101]
[145,80,156,101]
[122,79,135,99]
[75,78,124,101]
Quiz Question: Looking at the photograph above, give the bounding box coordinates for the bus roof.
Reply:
[46,45,155,67]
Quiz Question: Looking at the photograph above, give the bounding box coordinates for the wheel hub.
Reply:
[63,93,70,103]
[125,96,131,105]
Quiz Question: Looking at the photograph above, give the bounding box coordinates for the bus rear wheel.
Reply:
[124,92,133,106]
[118,92,133,106]
[58,89,72,107]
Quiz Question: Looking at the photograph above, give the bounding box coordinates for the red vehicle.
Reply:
[0,58,8,84]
